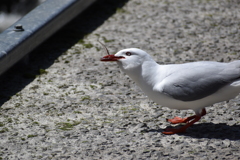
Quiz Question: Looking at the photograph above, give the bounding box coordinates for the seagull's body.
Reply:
[101,48,240,134]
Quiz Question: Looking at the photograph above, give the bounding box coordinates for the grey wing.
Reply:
[159,61,240,101]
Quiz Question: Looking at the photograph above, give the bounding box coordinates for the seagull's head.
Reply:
[101,48,153,71]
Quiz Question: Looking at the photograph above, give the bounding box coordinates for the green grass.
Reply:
[27,135,37,138]
[7,118,13,123]
[15,103,21,108]
[116,130,125,134]
[56,121,81,131]
[32,122,39,125]
[73,111,82,114]
[78,39,85,43]
[64,60,70,63]
[30,85,39,90]
[102,36,115,43]
[90,85,97,89]
[39,69,48,75]
[81,95,91,101]
[0,127,9,133]
[0,122,4,127]
[58,84,69,89]
[78,39,93,48]
[116,8,128,14]
[83,43,93,48]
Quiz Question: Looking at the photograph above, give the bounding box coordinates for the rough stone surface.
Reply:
[0,0,240,159]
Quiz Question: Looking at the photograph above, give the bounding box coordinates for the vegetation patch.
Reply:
[73,111,82,114]
[83,43,93,48]
[0,122,4,127]
[81,95,91,101]
[90,85,97,89]
[116,130,125,134]
[78,39,93,48]
[0,127,9,133]
[27,135,37,138]
[30,85,39,90]
[39,69,48,75]
[102,36,115,43]
[116,8,128,14]
[56,121,81,131]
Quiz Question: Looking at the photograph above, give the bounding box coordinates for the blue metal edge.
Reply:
[0,0,96,75]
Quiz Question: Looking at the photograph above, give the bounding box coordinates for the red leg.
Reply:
[167,108,206,124]
[163,108,206,135]
[167,115,196,124]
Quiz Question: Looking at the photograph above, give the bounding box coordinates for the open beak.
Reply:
[100,55,125,61]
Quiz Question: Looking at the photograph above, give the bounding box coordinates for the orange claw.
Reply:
[167,115,196,124]
[162,108,206,135]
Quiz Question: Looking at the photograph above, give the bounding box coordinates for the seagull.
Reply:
[100,44,240,134]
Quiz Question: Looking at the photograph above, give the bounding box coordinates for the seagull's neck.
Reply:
[139,61,161,87]
[119,60,161,88]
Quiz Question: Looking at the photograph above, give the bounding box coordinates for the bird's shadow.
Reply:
[146,123,240,140]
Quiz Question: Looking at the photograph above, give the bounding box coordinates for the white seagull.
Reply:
[100,44,240,134]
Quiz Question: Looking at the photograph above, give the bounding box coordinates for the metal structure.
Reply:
[0,0,96,75]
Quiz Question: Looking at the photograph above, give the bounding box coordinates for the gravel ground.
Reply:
[1,0,240,159]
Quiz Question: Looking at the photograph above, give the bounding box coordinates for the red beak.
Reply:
[100,55,125,61]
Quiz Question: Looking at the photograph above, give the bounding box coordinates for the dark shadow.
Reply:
[183,123,240,140]
[146,123,240,140]
[0,0,129,106]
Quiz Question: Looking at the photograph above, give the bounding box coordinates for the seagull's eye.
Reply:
[126,52,131,56]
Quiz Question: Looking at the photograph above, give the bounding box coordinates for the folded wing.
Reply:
[158,61,240,101]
